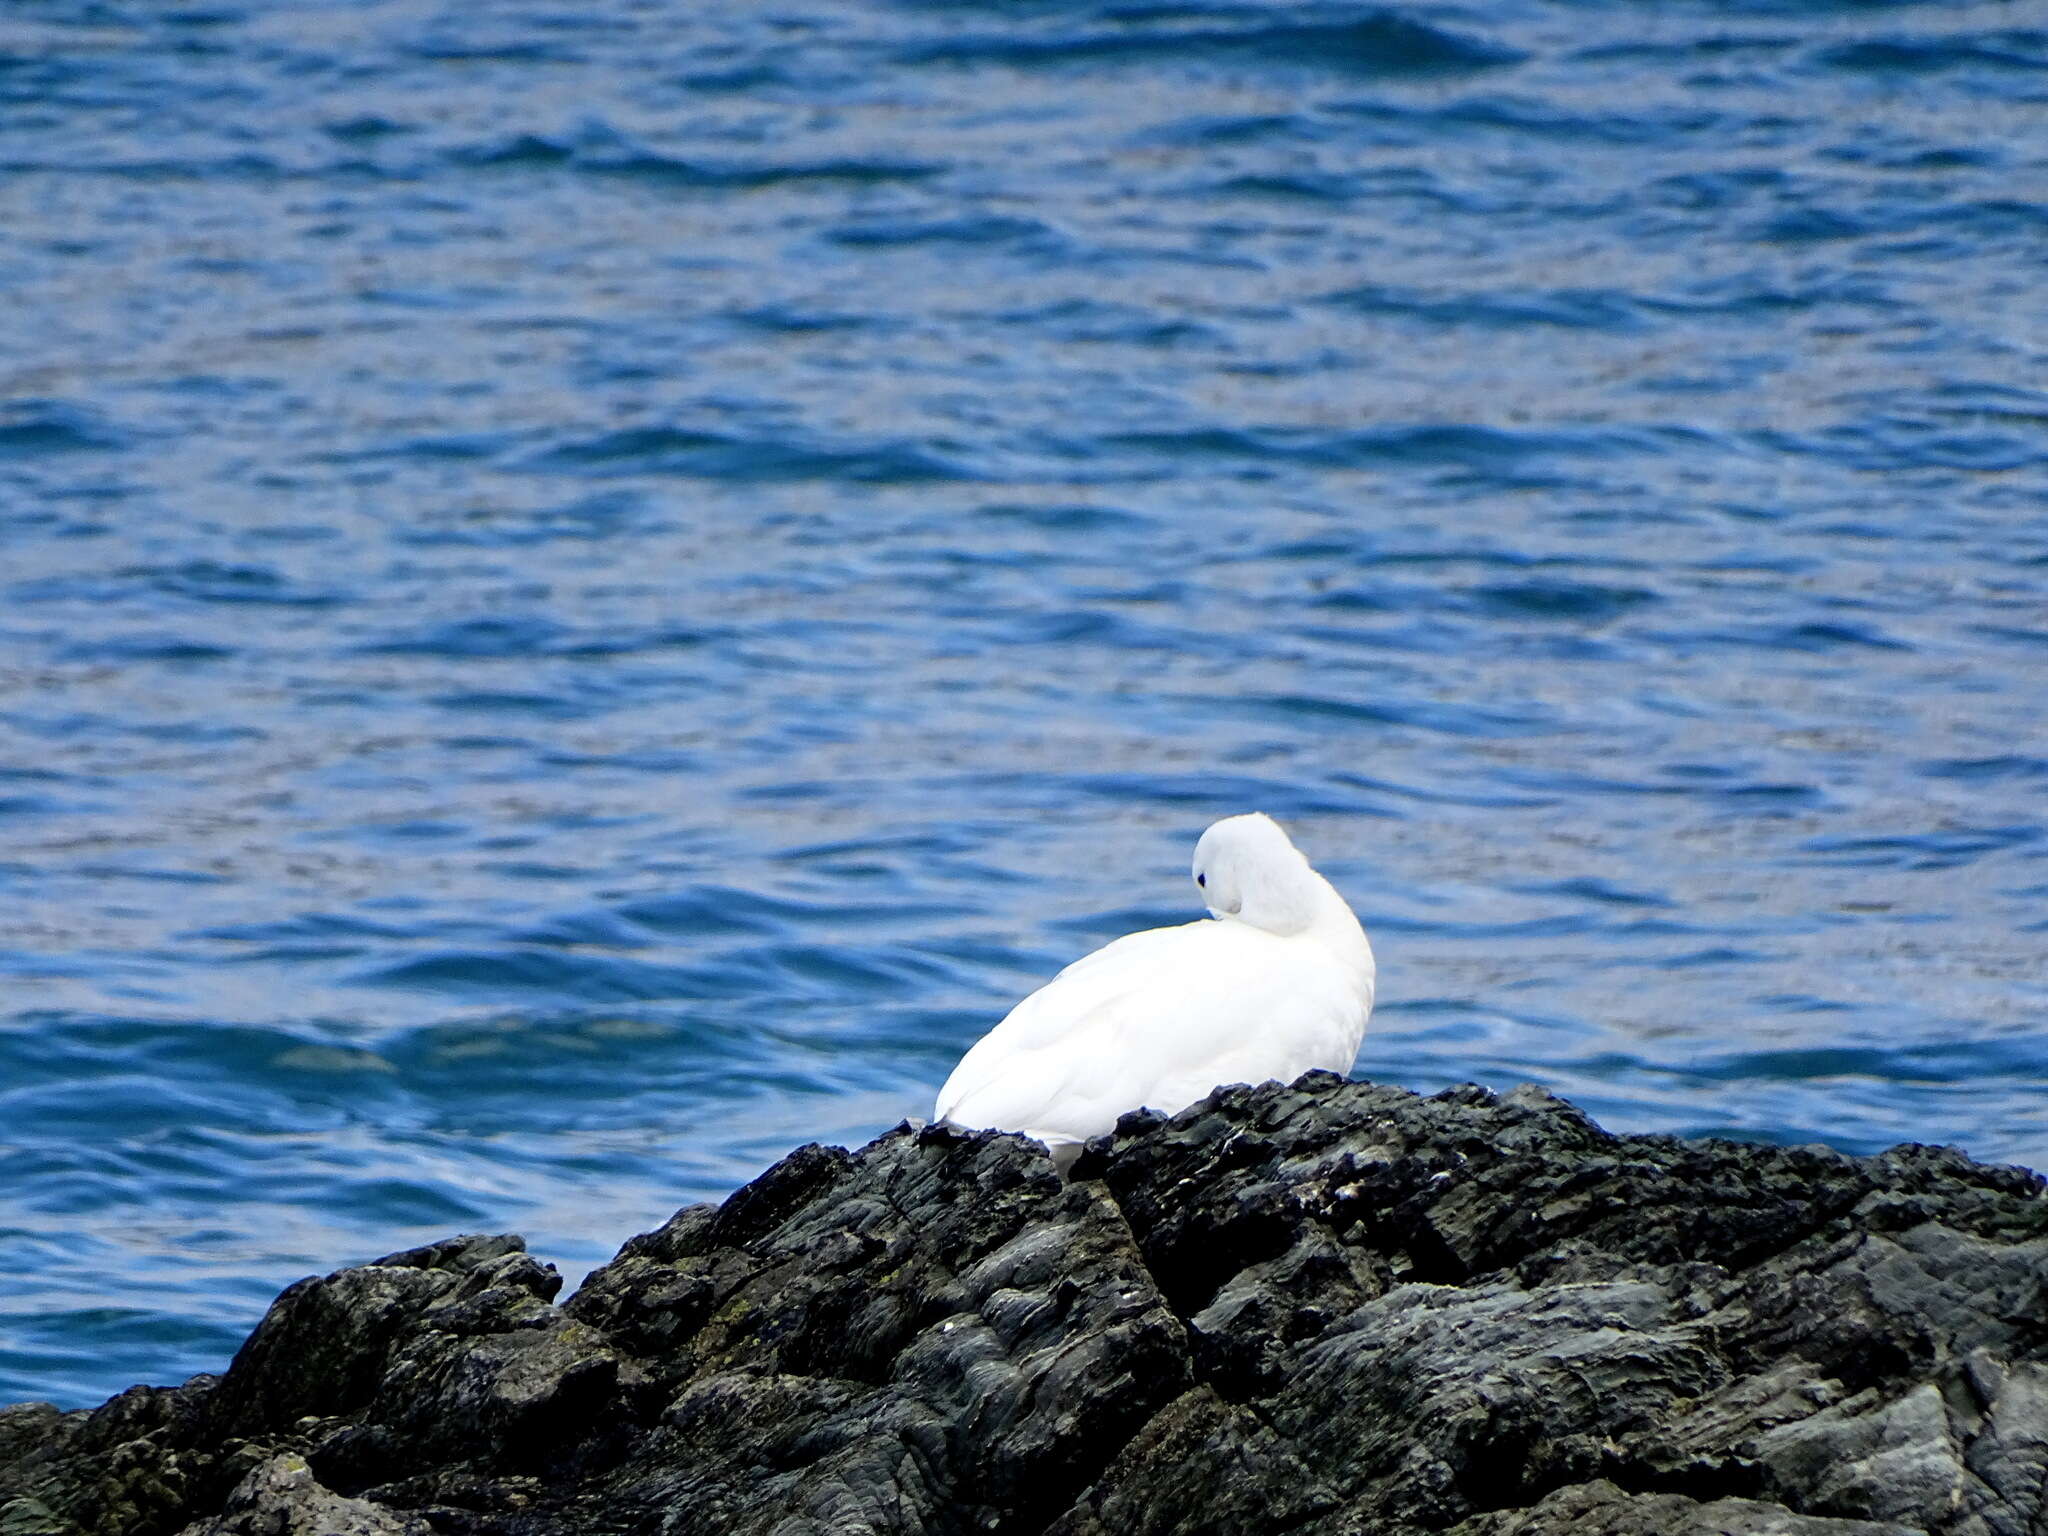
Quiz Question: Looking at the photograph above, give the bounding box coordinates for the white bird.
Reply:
[934,813,1375,1167]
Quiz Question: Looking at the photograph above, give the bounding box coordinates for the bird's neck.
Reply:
[1303,875,1378,999]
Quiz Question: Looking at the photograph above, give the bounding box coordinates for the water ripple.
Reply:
[903,14,1524,77]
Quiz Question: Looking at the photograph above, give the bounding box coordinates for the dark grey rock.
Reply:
[4,1075,2046,1535]
[1445,1479,1924,1535]
[173,1455,430,1536]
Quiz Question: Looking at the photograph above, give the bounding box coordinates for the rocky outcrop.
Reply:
[3,1074,2046,1535]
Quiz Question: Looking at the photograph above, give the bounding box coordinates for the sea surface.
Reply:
[3,0,2046,1410]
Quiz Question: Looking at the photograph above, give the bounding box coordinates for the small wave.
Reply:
[352,949,703,1002]
[0,402,123,457]
[58,632,239,662]
[1755,424,2047,474]
[1433,95,1730,147]
[0,793,67,821]
[360,615,712,661]
[1638,273,1894,321]
[1513,878,1675,908]
[1813,34,2048,77]
[1572,36,1796,68]
[998,609,1222,652]
[1325,283,1641,332]
[1752,207,1867,244]
[594,153,938,189]
[144,561,343,609]
[726,305,881,334]
[1368,912,1601,940]
[1801,826,2040,868]
[1691,1038,2048,1087]
[1066,772,1383,818]
[526,426,972,484]
[383,1011,754,1085]
[1210,172,1359,204]
[405,36,580,64]
[1493,768,1695,799]
[1648,620,1910,653]
[397,492,667,548]
[1137,113,1319,148]
[425,689,596,721]
[1567,942,1774,974]
[0,154,284,182]
[903,14,1523,78]
[738,942,967,1001]
[1328,771,1556,810]
[827,215,1060,250]
[0,1016,409,1122]
[998,297,1217,346]
[1976,625,2048,650]
[326,1178,488,1226]
[1464,581,1658,623]
[673,890,960,930]
[362,615,571,658]
[323,115,408,143]
[1212,691,1548,738]
[451,133,939,190]
[1103,423,1666,474]
[610,890,779,940]
[975,502,1153,532]
[1917,756,2048,782]
[189,912,451,945]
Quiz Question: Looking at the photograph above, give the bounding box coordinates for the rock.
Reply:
[173,1455,429,1536]
[1445,1479,1925,1535]
[4,1074,2046,1535]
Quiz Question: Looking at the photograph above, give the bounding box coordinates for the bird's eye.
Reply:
[1197,873,1206,888]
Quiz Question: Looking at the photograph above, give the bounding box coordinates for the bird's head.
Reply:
[1191,813,1324,936]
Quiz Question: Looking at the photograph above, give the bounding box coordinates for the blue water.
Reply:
[2,0,2046,1410]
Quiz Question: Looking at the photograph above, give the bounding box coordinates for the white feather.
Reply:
[934,814,1375,1155]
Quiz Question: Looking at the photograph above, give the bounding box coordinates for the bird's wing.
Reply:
[933,919,1361,1149]
[933,924,1203,1137]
